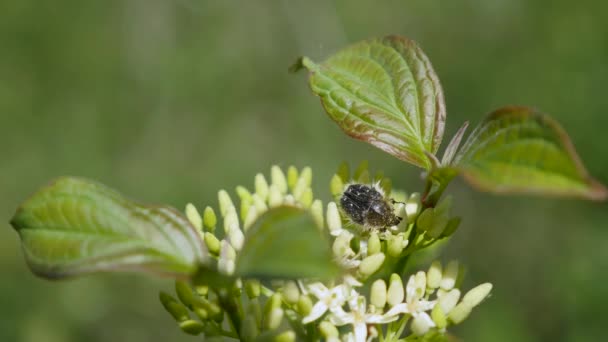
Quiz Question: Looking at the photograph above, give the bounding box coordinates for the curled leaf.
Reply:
[10,177,207,279]
[300,35,446,169]
[454,107,607,200]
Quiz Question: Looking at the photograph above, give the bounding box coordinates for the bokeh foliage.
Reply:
[1,0,607,341]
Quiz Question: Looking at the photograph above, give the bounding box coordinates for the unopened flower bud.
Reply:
[159,291,189,322]
[300,167,312,187]
[358,253,385,278]
[370,279,387,309]
[405,193,421,220]
[218,190,235,217]
[326,202,342,235]
[310,200,324,229]
[179,320,205,335]
[245,280,261,299]
[203,206,217,232]
[332,231,353,258]
[438,288,461,314]
[414,271,427,296]
[448,301,473,324]
[185,203,202,230]
[282,281,300,305]
[463,283,492,307]
[431,303,447,329]
[336,161,350,182]
[252,193,268,213]
[255,173,270,201]
[427,261,443,289]
[243,206,258,231]
[287,166,299,191]
[297,295,313,316]
[175,280,194,308]
[387,234,406,257]
[264,308,284,331]
[204,232,220,255]
[440,260,459,290]
[387,273,405,306]
[411,315,432,336]
[227,224,244,251]
[319,321,339,338]
[275,330,296,342]
[271,165,288,194]
[299,188,313,208]
[368,232,381,255]
[195,285,208,297]
[330,174,344,197]
[268,184,283,207]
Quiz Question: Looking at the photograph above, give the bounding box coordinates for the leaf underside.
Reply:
[10,177,207,279]
[454,106,607,200]
[302,35,446,169]
[236,206,338,280]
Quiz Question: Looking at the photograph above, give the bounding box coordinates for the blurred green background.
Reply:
[1,0,607,341]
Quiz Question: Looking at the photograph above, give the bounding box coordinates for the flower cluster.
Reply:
[159,164,492,341]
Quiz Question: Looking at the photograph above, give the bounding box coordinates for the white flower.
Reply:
[302,283,355,324]
[385,273,437,335]
[330,296,398,342]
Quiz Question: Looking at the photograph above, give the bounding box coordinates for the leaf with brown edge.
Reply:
[454,107,607,200]
[299,35,446,169]
[10,177,208,279]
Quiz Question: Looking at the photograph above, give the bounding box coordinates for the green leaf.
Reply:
[454,107,607,200]
[235,206,338,280]
[299,35,446,169]
[10,177,207,279]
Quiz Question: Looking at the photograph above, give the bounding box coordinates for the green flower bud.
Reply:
[300,167,313,187]
[204,232,221,255]
[175,280,194,308]
[326,202,342,234]
[292,177,308,201]
[353,160,368,181]
[195,285,208,297]
[297,295,313,316]
[357,169,371,183]
[268,184,283,208]
[185,203,202,231]
[359,253,385,278]
[330,174,344,197]
[368,232,381,255]
[370,279,387,309]
[223,207,240,233]
[193,307,208,320]
[438,288,461,314]
[159,291,189,322]
[387,273,405,306]
[264,308,284,331]
[243,206,258,231]
[299,188,313,208]
[380,177,392,196]
[319,321,339,338]
[448,301,473,324]
[416,208,434,232]
[179,320,205,335]
[411,314,432,336]
[240,199,252,223]
[193,297,223,322]
[310,199,324,229]
[427,261,443,289]
[218,190,235,217]
[287,166,299,191]
[336,161,350,182]
[252,193,268,213]
[271,165,288,194]
[405,193,421,220]
[236,185,253,202]
[431,303,447,329]
[245,280,261,299]
[387,234,406,257]
[462,283,492,307]
[274,330,296,342]
[203,206,217,232]
[440,261,459,290]
[255,173,270,201]
[332,232,352,258]
[227,223,245,251]
[282,281,300,305]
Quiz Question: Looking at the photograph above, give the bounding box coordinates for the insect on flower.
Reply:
[340,183,402,230]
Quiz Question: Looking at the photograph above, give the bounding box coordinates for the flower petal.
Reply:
[303,301,329,324]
